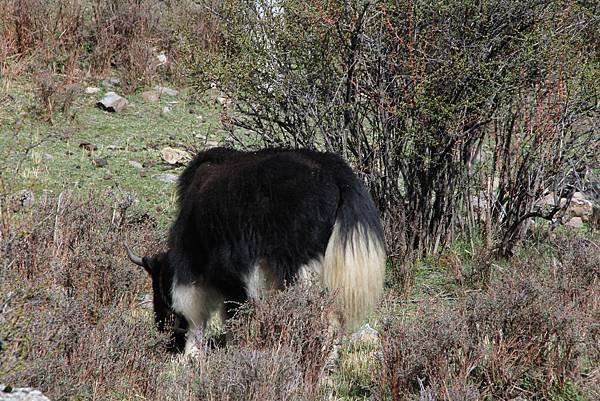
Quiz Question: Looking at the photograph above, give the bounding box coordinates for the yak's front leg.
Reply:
[171,281,224,355]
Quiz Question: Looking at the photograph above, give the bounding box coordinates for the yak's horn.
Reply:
[124,243,144,267]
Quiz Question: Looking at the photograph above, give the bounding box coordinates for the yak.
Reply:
[126,147,386,353]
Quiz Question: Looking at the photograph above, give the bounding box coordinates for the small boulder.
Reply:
[85,86,100,94]
[205,140,220,149]
[0,384,51,401]
[157,53,168,64]
[79,142,98,152]
[161,105,172,116]
[101,77,120,88]
[128,160,144,170]
[93,158,108,168]
[161,147,191,165]
[154,85,178,97]
[97,92,128,112]
[567,192,594,222]
[10,190,35,211]
[156,173,178,184]
[215,95,231,106]
[350,323,380,344]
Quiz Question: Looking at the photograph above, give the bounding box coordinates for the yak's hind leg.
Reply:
[243,259,283,300]
[171,281,224,355]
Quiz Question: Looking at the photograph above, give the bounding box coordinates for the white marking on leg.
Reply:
[244,259,281,299]
[171,281,223,355]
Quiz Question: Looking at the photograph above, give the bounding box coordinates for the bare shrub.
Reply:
[0,0,85,77]
[379,235,599,400]
[158,347,306,401]
[153,284,340,401]
[228,283,341,388]
[169,0,222,85]
[379,307,478,401]
[89,0,171,92]
[203,0,598,262]
[0,0,202,92]
[0,192,168,399]
[32,71,82,122]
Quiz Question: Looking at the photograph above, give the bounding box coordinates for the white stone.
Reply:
[155,173,178,184]
[128,160,143,170]
[0,384,51,401]
[161,147,191,165]
[154,85,178,97]
[96,92,128,112]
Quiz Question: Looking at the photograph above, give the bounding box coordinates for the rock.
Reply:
[350,323,379,343]
[101,77,120,88]
[103,172,113,180]
[79,142,98,152]
[0,384,51,401]
[10,190,34,211]
[215,95,231,106]
[157,53,168,64]
[93,158,108,168]
[42,153,53,161]
[154,85,178,97]
[156,173,178,184]
[128,160,144,170]
[205,140,220,149]
[568,192,594,222]
[565,217,583,228]
[161,147,191,165]
[96,92,128,112]
[141,90,160,102]
[161,105,172,115]
[85,86,100,94]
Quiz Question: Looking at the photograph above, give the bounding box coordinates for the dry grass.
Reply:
[1,192,598,400]
[379,234,600,400]
[0,193,337,400]
[0,0,221,94]
[0,191,167,399]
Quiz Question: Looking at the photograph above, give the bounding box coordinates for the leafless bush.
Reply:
[153,283,340,401]
[0,192,168,399]
[229,283,341,388]
[89,0,171,92]
[204,0,598,263]
[380,307,478,401]
[0,0,217,92]
[379,234,599,400]
[158,347,306,401]
[0,0,85,77]
[169,0,222,85]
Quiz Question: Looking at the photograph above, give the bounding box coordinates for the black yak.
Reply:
[126,147,385,353]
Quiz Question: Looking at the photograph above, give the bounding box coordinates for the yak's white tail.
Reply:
[322,220,386,329]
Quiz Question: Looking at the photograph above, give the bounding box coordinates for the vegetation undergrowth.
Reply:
[1,193,598,400]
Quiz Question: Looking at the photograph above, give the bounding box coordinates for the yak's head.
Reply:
[125,244,187,352]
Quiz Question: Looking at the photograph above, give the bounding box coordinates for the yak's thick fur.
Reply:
[130,148,386,353]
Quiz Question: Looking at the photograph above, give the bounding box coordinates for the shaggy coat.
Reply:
[128,147,386,352]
